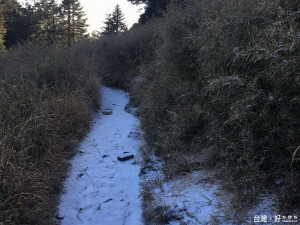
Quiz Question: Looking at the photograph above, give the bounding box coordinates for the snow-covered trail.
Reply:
[58,87,143,225]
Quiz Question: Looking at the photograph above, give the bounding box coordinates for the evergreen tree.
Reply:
[101,13,113,35]
[32,0,60,43]
[101,4,127,35]
[0,5,6,51]
[0,0,27,47]
[127,0,170,23]
[22,2,39,42]
[48,0,60,42]
[111,4,127,34]
[28,0,56,43]
[61,0,87,46]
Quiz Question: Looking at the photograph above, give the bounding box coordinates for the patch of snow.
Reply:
[152,171,224,225]
[247,194,278,224]
[223,76,241,86]
[142,158,278,225]
[275,179,284,185]
[58,87,143,225]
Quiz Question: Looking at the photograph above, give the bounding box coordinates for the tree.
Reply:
[127,0,170,23]
[28,0,60,44]
[0,5,6,51]
[101,13,113,35]
[101,4,127,35]
[0,0,27,47]
[48,0,60,43]
[61,0,87,46]
[22,2,39,43]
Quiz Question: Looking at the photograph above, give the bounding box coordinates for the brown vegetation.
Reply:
[0,44,100,224]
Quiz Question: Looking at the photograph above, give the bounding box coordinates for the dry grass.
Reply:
[0,44,100,224]
[134,0,299,209]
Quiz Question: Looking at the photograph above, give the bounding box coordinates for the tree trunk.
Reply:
[67,3,71,47]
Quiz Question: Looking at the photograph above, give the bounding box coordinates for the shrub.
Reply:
[0,44,100,224]
[94,24,160,89]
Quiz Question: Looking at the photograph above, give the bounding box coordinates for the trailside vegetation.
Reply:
[0,1,96,224]
[0,43,101,224]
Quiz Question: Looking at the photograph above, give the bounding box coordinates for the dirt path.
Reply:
[58,87,143,225]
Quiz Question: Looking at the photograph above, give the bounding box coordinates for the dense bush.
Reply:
[98,0,300,213]
[0,44,100,224]
[94,24,160,90]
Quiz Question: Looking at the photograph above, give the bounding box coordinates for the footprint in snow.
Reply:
[102,111,112,115]
[115,145,125,150]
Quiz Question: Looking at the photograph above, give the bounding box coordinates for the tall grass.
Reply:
[0,44,100,224]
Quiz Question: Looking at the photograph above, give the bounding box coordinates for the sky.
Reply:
[18,0,145,33]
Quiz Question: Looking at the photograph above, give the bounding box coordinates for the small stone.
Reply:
[56,215,64,220]
[102,111,112,115]
[124,104,131,113]
[117,155,134,162]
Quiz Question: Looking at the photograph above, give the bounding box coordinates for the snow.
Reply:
[151,171,223,225]
[141,152,278,225]
[247,194,278,224]
[140,151,228,224]
[58,87,143,225]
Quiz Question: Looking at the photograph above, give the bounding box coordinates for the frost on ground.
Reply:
[142,162,225,225]
[141,153,277,225]
[58,87,143,225]
[155,171,222,225]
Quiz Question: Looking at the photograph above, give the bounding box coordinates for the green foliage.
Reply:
[29,0,61,44]
[61,0,88,46]
[128,0,170,23]
[0,5,6,51]
[0,0,88,48]
[101,4,128,35]
[0,0,27,47]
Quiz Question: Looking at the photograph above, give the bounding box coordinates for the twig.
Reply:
[290,145,300,168]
